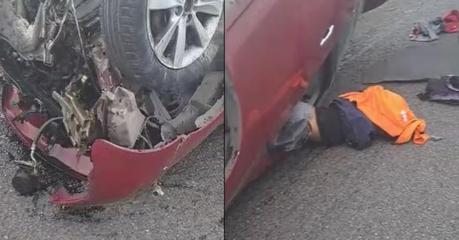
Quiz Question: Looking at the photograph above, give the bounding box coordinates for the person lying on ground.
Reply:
[272,85,430,152]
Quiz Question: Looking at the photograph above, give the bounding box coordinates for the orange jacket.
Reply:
[340,85,429,145]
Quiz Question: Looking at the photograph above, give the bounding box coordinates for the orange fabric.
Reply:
[340,85,429,145]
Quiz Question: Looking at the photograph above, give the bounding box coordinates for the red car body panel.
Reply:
[225,0,359,208]
[2,85,223,206]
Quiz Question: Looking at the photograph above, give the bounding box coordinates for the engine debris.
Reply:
[52,76,96,149]
[96,87,145,148]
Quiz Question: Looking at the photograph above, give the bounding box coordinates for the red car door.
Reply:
[225,0,340,206]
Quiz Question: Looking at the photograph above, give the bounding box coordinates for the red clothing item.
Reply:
[444,10,459,33]
[340,86,429,145]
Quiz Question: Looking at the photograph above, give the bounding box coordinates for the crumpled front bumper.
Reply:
[2,85,223,206]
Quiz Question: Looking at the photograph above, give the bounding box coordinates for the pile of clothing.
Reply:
[273,85,429,152]
[409,10,459,42]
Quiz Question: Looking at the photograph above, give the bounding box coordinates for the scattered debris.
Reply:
[418,75,459,105]
[444,10,459,33]
[11,168,40,196]
[409,17,443,42]
[57,206,105,223]
[430,135,444,142]
[152,183,165,196]
[363,34,459,84]
[410,10,459,42]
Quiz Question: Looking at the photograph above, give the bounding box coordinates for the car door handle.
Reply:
[320,25,334,47]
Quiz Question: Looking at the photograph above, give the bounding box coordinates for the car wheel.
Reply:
[303,44,344,105]
[101,0,223,114]
[304,0,362,105]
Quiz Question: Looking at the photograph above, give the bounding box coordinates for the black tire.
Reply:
[101,0,223,113]
[305,1,362,106]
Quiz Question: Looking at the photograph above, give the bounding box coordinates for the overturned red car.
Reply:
[224,0,387,208]
[0,0,223,206]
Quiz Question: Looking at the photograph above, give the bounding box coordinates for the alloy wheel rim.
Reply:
[147,0,223,69]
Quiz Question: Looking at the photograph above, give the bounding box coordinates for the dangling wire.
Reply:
[70,0,88,64]
[47,0,70,51]
[138,135,153,149]
[15,117,64,175]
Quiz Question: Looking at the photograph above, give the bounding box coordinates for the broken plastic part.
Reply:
[144,90,172,123]
[430,135,444,142]
[161,72,224,141]
[196,97,224,128]
[152,183,164,196]
[97,87,145,148]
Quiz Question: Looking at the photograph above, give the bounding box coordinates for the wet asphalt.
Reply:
[0,103,223,239]
[226,0,459,239]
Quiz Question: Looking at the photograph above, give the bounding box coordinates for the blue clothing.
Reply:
[331,98,376,150]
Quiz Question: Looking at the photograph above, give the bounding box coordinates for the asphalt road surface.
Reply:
[226,0,459,239]
[0,109,223,239]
